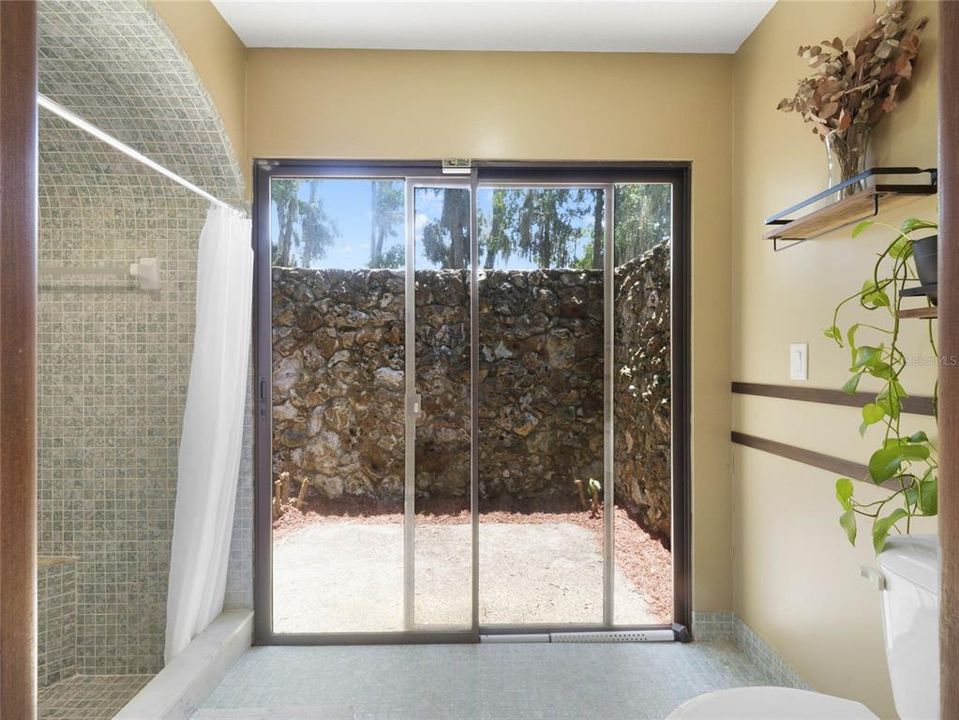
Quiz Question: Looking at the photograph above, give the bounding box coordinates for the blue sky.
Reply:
[270,179,400,269]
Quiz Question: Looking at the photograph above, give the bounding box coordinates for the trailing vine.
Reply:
[824,217,938,553]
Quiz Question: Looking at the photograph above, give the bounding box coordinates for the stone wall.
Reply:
[272,244,670,537]
[478,269,604,497]
[273,269,408,500]
[614,243,671,540]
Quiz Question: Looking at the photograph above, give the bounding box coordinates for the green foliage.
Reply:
[587,478,602,500]
[271,179,340,267]
[840,508,858,545]
[421,188,471,269]
[613,184,671,263]
[826,217,939,554]
[432,184,673,271]
[490,188,597,269]
[873,508,910,553]
[369,181,404,268]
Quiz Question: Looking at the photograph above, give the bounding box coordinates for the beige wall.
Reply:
[151,0,248,194]
[156,5,945,710]
[245,48,736,612]
[731,2,939,716]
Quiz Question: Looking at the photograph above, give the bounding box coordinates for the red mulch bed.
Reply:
[273,496,672,623]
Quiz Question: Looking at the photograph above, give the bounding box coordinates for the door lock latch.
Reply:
[407,394,424,423]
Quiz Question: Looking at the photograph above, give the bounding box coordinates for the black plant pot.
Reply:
[912,235,938,305]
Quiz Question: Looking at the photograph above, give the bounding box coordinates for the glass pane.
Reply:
[476,186,605,625]
[270,177,406,633]
[613,183,673,625]
[412,186,472,629]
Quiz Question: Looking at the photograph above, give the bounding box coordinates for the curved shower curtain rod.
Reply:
[37,94,247,217]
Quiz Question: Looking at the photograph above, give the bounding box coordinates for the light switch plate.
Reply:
[790,342,808,381]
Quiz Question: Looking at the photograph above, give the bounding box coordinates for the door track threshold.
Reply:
[480,629,675,644]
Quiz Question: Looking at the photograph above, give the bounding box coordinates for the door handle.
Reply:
[408,394,424,423]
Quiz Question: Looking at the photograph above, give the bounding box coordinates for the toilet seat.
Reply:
[666,686,878,719]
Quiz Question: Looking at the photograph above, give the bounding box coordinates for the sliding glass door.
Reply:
[265,176,408,634]
[475,184,608,627]
[409,180,474,631]
[253,162,689,643]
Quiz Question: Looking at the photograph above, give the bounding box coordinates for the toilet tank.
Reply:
[878,535,939,720]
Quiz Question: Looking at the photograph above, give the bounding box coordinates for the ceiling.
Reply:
[211,1,775,54]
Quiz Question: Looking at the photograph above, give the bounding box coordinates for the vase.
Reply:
[825,124,871,198]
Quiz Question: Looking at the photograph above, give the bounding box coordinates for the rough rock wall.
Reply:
[272,244,670,535]
[614,244,671,540]
[478,270,604,497]
[273,269,407,501]
[413,271,471,497]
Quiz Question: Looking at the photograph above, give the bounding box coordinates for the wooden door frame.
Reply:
[0,1,38,718]
[940,3,958,717]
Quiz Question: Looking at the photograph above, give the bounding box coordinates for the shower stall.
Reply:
[255,162,690,643]
[35,1,253,717]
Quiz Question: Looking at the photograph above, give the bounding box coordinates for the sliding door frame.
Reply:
[405,176,477,635]
[252,159,691,645]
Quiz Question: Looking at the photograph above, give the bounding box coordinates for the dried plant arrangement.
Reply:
[777,0,927,193]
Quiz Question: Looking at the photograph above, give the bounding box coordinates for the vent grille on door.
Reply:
[480,629,675,644]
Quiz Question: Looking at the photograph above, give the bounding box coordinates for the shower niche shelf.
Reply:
[764,167,938,251]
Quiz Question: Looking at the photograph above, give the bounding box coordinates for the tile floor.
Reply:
[195,641,785,720]
[38,674,152,720]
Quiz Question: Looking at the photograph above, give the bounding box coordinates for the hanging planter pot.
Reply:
[901,235,938,305]
[912,235,938,304]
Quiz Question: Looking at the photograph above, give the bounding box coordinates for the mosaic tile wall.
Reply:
[39,675,153,720]
[225,383,255,611]
[38,558,78,687]
[37,0,252,677]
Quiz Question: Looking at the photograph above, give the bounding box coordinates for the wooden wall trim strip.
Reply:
[939,2,958,715]
[732,381,936,417]
[730,431,898,490]
[0,2,38,718]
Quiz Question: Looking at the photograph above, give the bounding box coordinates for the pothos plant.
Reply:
[824,216,938,554]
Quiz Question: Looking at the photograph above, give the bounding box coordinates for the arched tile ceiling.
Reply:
[38,0,243,204]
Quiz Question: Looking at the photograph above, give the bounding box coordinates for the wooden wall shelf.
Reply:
[765,167,938,251]
[732,381,936,416]
[898,305,938,320]
[731,431,899,490]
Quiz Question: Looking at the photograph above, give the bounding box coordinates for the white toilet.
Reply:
[668,536,940,720]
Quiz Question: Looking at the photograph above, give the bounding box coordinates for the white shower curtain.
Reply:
[165,205,253,663]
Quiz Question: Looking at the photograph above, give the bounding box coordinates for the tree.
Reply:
[300,183,338,267]
[482,189,517,268]
[613,184,671,263]
[497,188,592,268]
[369,181,404,268]
[271,180,339,267]
[420,189,471,269]
[272,179,299,267]
[589,190,603,270]
[421,188,604,270]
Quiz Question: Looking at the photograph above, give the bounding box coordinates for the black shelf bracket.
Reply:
[765,166,938,252]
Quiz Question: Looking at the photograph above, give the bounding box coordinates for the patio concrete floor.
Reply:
[273,521,655,633]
